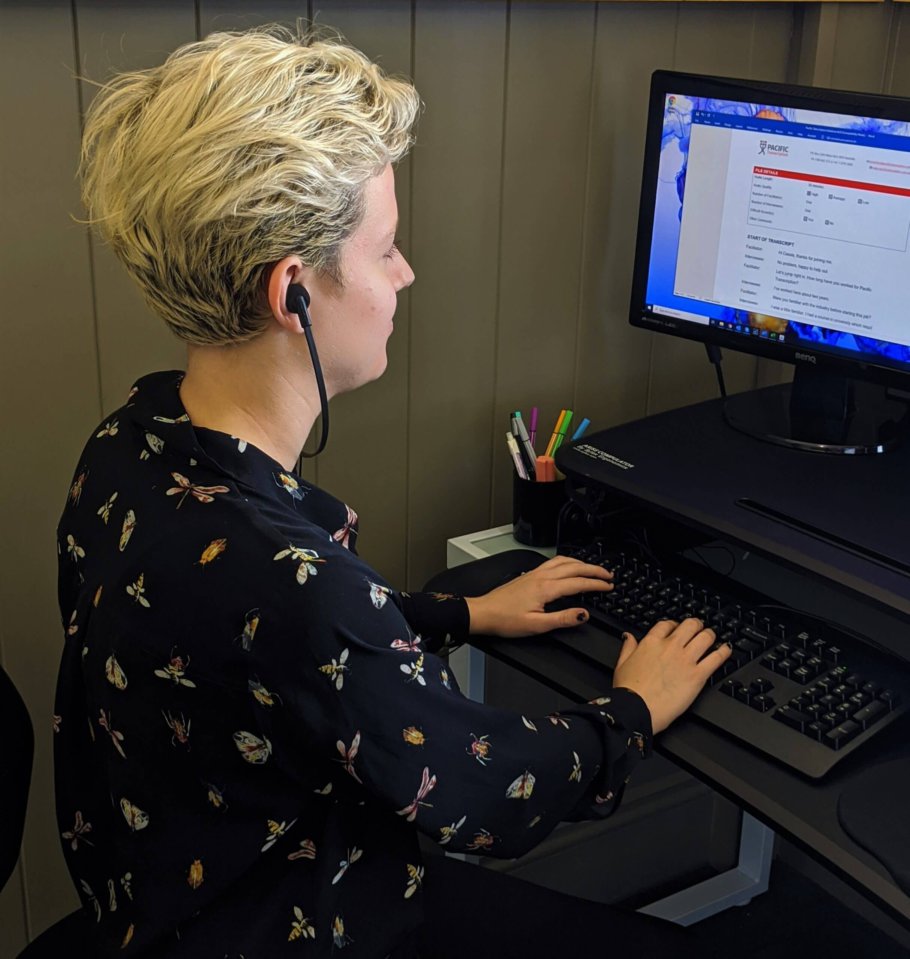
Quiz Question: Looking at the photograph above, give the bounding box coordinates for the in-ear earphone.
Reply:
[286,283,329,459]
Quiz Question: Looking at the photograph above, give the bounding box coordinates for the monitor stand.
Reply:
[722,368,910,454]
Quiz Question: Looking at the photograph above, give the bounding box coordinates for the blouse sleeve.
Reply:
[250,533,652,860]
[390,589,470,654]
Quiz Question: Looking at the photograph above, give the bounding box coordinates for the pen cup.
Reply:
[512,474,567,548]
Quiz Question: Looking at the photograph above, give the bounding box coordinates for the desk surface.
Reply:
[556,385,910,622]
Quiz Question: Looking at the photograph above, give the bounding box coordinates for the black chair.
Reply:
[1,664,96,957]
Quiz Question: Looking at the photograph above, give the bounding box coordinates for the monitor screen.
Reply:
[631,71,910,389]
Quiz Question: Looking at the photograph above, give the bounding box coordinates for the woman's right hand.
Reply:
[612,618,731,734]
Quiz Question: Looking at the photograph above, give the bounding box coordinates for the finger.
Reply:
[615,631,638,669]
[696,642,733,677]
[684,628,717,662]
[542,576,613,601]
[526,608,591,633]
[639,618,679,642]
[667,617,706,644]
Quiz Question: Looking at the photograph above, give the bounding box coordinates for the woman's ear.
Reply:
[266,256,309,333]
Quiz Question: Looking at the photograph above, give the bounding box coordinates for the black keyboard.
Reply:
[557,543,910,779]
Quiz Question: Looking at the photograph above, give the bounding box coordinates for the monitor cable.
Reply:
[705,343,727,399]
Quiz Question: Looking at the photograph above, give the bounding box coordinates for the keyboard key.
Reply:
[774,705,814,732]
[853,700,887,730]
[751,694,775,713]
[879,689,901,709]
[824,721,861,750]
[749,677,773,695]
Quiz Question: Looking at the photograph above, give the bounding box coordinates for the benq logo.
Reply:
[795,352,817,364]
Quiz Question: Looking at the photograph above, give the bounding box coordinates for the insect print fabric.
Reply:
[54,371,653,957]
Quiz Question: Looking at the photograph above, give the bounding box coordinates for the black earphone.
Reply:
[286,283,329,459]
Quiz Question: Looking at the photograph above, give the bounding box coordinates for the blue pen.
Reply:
[571,417,590,441]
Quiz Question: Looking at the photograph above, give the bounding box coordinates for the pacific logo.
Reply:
[758,140,789,156]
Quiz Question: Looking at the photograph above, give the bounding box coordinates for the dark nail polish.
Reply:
[577,612,588,622]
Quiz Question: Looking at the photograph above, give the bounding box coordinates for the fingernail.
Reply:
[577,611,588,623]
[724,641,733,649]
[622,632,633,641]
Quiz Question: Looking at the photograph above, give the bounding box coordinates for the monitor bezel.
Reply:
[630,69,910,392]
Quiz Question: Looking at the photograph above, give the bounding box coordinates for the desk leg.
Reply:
[637,812,774,926]
[449,644,486,704]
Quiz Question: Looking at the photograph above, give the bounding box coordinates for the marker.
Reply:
[511,412,537,480]
[506,433,528,480]
[549,410,573,457]
[529,407,539,449]
[571,417,590,442]
[544,410,566,458]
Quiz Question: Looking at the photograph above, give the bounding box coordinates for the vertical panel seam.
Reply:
[72,0,104,421]
[489,0,511,526]
[404,0,416,587]
[572,2,599,415]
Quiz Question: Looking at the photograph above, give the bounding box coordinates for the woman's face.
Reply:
[307,164,415,397]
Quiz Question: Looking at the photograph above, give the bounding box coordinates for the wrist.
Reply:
[465,595,497,636]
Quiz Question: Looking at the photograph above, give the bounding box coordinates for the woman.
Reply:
[55,26,729,958]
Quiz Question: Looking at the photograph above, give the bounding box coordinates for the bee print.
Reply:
[335,732,362,783]
[440,668,452,690]
[273,471,305,501]
[402,726,425,746]
[153,649,195,687]
[187,858,204,890]
[332,847,362,885]
[144,432,164,455]
[96,491,118,524]
[505,770,536,800]
[231,435,247,453]
[105,653,128,691]
[249,676,281,707]
[197,538,227,566]
[66,610,79,636]
[98,709,126,758]
[332,505,358,549]
[66,534,85,563]
[61,811,93,850]
[629,731,647,755]
[528,815,542,829]
[165,471,230,508]
[589,695,611,706]
[288,907,316,942]
[96,419,119,438]
[569,751,582,783]
[404,863,423,899]
[273,544,325,584]
[400,653,426,686]
[438,815,466,846]
[52,714,62,733]
[235,609,260,651]
[368,581,390,609]
[93,584,103,607]
[521,716,538,732]
[314,782,333,796]
[466,829,496,852]
[69,468,88,506]
[397,766,436,822]
[262,818,298,852]
[204,781,228,810]
[547,713,570,729]
[153,413,190,424]
[120,873,133,900]
[595,790,615,805]
[429,592,457,602]
[233,730,272,764]
[319,648,350,690]
[107,878,118,912]
[80,879,102,921]
[332,915,352,949]
[119,798,150,832]
[121,924,135,948]
[287,838,316,861]
[390,635,421,653]
[162,710,191,748]
[467,734,492,766]
[118,510,136,552]
[126,573,150,607]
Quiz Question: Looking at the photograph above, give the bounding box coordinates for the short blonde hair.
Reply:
[80,26,420,345]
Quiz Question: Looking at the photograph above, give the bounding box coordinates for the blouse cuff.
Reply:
[392,590,470,655]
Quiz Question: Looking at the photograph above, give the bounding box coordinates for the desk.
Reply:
[447,387,910,931]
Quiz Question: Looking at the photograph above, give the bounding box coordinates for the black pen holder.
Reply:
[512,474,567,548]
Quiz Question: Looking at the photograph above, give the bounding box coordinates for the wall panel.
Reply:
[407,1,509,588]
[0,2,100,944]
[491,2,599,525]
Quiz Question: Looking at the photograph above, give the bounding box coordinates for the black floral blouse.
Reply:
[54,371,653,958]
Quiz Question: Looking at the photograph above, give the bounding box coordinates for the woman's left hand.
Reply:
[464,556,613,638]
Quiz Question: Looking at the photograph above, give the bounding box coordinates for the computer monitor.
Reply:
[630,70,910,453]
